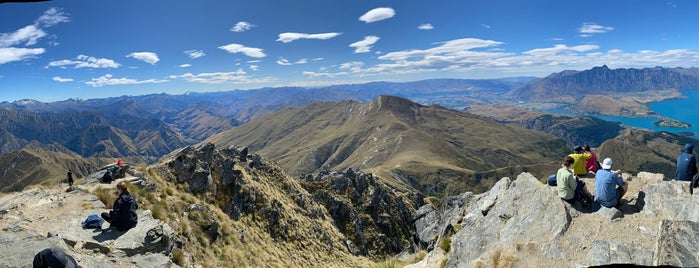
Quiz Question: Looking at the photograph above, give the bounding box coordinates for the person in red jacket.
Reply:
[584,145,599,174]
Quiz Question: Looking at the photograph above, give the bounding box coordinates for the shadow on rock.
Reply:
[93,227,127,242]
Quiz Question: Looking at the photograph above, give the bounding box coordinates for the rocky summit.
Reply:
[408,172,699,267]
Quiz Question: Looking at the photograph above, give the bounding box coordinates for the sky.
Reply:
[1,0,699,102]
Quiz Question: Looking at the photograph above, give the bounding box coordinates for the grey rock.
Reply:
[188,166,213,193]
[641,180,699,221]
[585,240,653,266]
[654,220,699,267]
[446,173,569,267]
[597,206,623,221]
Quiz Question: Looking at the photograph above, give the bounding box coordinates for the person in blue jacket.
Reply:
[100,181,138,231]
[675,143,697,181]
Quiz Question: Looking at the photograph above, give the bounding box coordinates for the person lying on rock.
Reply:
[557,155,593,206]
[595,158,628,208]
[101,181,138,231]
[33,247,80,268]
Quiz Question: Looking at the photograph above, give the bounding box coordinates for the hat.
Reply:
[602,158,613,169]
[574,145,583,152]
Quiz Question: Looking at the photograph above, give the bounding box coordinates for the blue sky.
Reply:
[1,0,699,102]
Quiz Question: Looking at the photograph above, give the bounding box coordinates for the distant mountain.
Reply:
[206,95,569,195]
[466,104,625,147]
[0,146,109,192]
[508,65,699,102]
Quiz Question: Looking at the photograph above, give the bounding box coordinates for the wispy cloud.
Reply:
[0,8,69,65]
[277,32,342,43]
[184,50,205,59]
[86,74,167,87]
[47,55,120,69]
[179,64,192,68]
[417,24,434,30]
[578,23,614,37]
[277,57,308,65]
[171,69,273,84]
[359,7,395,23]
[52,76,73,82]
[0,47,45,64]
[127,52,159,65]
[349,36,380,53]
[218,43,266,58]
[481,24,491,29]
[231,21,255,32]
[249,65,259,71]
[35,8,69,27]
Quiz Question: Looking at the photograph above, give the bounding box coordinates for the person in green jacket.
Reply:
[557,155,592,205]
[568,145,592,176]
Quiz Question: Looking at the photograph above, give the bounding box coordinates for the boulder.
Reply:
[654,220,699,266]
[446,173,570,267]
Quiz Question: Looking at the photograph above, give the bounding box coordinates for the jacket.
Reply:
[110,191,138,231]
[675,143,697,181]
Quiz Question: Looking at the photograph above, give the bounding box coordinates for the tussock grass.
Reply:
[439,237,451,252]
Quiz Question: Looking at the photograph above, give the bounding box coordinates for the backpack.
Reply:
[82,214,104,229]
[691,173,699,195]
[547,174,557,186]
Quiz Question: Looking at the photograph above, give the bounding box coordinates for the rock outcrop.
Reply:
[409,171,699,267]
[0,187,178,267]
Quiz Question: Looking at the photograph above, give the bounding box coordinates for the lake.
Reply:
[548,89,699,137]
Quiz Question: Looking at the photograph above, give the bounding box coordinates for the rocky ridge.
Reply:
[408,172,699,267]
[0,174,179,267]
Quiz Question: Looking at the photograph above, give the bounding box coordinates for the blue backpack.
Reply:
[547,174,557,186]
[82,214,104,229]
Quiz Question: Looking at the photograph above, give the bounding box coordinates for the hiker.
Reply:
[33,247,79,268]
[583,145,599,174]
[67,169,74,187]
[595,158,628,208]
[102,168,113,183]
[569,145,591,177]
[100,181,138,231]
[557,155,593,206]
[675,143,697,181]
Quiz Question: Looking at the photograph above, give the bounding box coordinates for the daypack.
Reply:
[547,174,557,186]
[82,214,104,229]
[691,173,699,195]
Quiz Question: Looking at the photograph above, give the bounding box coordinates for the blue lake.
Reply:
[547,89,699,137]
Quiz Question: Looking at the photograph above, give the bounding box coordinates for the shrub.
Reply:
[439,237,451,252]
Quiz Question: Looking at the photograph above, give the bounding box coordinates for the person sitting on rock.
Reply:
[583,145,599,174]
[33,247,80,268]
[595,158,628,208]
[569,145,591,177]
[557,155,593,206]
[101,181,138,231]
[675,143,697,182]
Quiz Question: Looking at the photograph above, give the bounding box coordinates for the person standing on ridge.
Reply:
[569,145,591,177]
[100,181,138,231]
[595,158,628,208]
[583,145,599,174]
[67,169,74,187]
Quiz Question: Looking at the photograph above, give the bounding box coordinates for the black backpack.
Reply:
[691,173,699,195]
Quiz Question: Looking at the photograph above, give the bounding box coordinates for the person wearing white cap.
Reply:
[594,158,627,208]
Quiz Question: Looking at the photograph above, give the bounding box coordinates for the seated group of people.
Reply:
[556,145,627,208]
[557,143,699,208]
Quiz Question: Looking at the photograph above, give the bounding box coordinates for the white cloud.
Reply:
[184,50,205,59]
[172,70,273,84]
[303,71,349,78]
[127,52,159,64]
[85,74,168,87]
[218,43,266,58]
[481,24,491,29]
[578,23,613,37]
[249,65,259,71]
[179,64,192,68]
[277,57,308,65]
[52,76,73,82]
[231,21,255,32]
[47,55,120,68]
[349,36,380,53]
[35,8,70,27]
[418,24,434,30]
[523,44,599,56]
[277,32,342,43]
[359,7,395,23]
[0,47,45,64]
[0,25,46,47]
